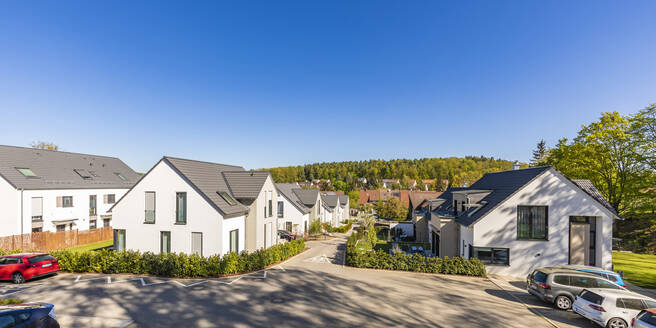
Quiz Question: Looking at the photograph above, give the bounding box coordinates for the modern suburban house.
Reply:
[426,166,619,278]
[275,183,310,236]
[408,191,441,243]
[319,193,350,226]
[292,188,322,223]
[0,145,140,237]
[109,156,278,256]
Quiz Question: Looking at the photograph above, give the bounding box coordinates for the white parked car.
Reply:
[633,309,656,328]
[572,288,656,328]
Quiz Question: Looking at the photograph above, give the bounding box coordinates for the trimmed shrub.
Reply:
[323,222,352,233]
[34,239,305,278]
[345,237,486,277]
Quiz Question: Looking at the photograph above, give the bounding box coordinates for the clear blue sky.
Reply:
[1,1,655,172]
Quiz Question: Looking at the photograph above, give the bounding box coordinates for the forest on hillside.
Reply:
[264,156,517,191]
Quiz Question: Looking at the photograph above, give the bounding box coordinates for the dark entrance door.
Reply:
[432,231,440,256]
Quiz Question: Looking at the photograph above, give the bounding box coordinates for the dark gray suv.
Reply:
[527,267,626,310]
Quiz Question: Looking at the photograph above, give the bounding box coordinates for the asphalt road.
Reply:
[0,234,598,328]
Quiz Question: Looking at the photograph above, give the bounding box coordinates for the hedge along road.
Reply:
[2,234,568,328]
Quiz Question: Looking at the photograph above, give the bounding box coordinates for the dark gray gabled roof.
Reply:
[322,194,339,208]
[163,157,249,216]
[572,179,618,215]
[0,145,140,190]
[293,188,320,207]
[222,171,270,199]
[455,166,551,226]
[338,195,349,206]
[275,183,311,214]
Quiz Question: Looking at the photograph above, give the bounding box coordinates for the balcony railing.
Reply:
[145,210,156,223]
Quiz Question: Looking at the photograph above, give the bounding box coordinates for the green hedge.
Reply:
[345,233,486,276]
[3,239,304,278]
[324,222,353,233]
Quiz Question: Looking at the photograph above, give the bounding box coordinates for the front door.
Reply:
[432,232,440,256]
[570,223,590,265]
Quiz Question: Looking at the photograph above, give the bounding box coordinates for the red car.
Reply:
[0,253,60,284]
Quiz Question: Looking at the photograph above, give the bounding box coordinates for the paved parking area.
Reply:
[0,235,599,328]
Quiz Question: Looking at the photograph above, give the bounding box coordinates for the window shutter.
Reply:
[32,197,43,216]
[56,196,63,208]
[103,194,108,204]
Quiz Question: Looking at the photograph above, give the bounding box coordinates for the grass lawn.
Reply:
[65,240,113,252]
[613,251,656,289]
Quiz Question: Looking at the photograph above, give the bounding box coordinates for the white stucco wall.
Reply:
[0,177,19,237]
[19,188,129,234]
[246,176,278,251]
[111,160,245,256]
[462,169,614,278]
[276,193,309,236]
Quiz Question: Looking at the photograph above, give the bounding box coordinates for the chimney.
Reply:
[512,161,521,170]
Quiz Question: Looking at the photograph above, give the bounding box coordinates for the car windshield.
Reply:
[580,290,604,305]
[27,255,55,263]
[532,271,548,283]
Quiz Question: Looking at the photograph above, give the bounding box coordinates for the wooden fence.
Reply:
[0,226,113,252]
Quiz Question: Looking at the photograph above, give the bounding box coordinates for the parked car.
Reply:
[572,288,656,328]
[0,253,60,284]
[0,302,59,327]
[527,267,626,310]
[277,230,296,242]
[633,309,656,328]
[553,264,627,288]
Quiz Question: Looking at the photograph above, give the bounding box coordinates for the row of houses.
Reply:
[0,145,349,257]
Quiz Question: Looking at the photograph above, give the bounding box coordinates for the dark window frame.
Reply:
[62,196,74,208]
[517,205,549,240]
[277,201,284,218]
[470,246,510,266]
[145,191,156,224]
[160,231,171,254]
[176,192,187,224]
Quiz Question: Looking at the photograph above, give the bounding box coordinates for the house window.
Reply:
[471,247,509,266]
[517,206,548,240]
[268,192,273,218]
[114,229,126,251]
[89,195,97,216]
[229,229,239,253]
[286,221,292,232]
[192,232,203,256]
[277,201,284,218]
[56,224,66,232]
[115,172,127,181]
[74,169,92,180]
[16,167,38,178]
[160,231,171,254]
[103,218,111,227]
[217,191,237,206]
[32,227,42,233]
[57,196,74,208]
[31,197,43,222]
[89,220,97,229]
[104,194,116,204]
[176,192,187,224]
[145,192,156,223]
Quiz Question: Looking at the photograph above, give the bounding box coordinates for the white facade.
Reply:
[0,176,128,237]
[244,176,278,252]
[276,192,310,236]
[460,169,615,278]
[111,161,245,256]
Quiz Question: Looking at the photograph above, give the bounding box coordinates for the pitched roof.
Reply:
[455,166,551,226]
[222,171,271,199]
[572,179,617,215]
[408,191,442,210]
[163,157,249,216]
[293,188,320,207]
[338,195,349,206]
[275,183,311,214]
[321,194,339,208]
[0,144,140,190]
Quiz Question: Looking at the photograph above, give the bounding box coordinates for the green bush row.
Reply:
[345,233,486,276]
[324,222,353,233]
[3,239,305,278]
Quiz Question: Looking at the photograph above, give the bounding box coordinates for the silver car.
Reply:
[634,309,656,328]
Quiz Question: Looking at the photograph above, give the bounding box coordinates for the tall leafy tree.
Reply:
[531,139,549,166]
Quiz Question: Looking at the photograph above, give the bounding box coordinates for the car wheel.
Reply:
[554,295,572,310]
[12,272,25,284]
[607,318,628,328]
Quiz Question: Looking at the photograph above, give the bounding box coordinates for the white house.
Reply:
[0,145,140,237]
[275,183,310,237]
[292,188,322,223]
[427,166,619,278]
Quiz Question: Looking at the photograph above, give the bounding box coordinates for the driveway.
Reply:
[1,234,583,328]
